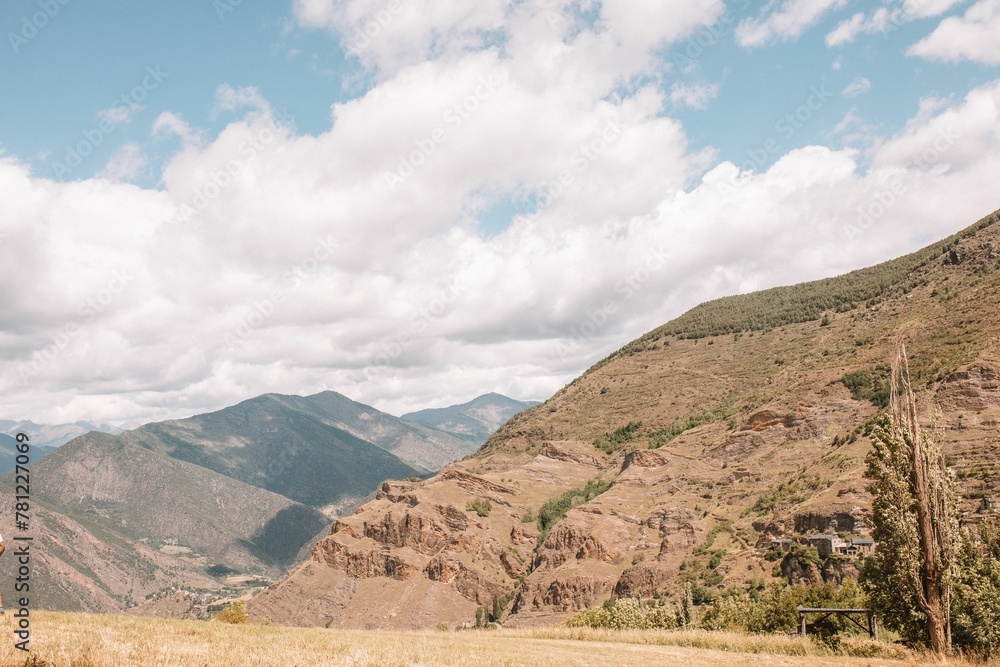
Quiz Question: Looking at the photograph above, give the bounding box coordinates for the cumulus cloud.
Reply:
[842,77,872,97]
[736,0,848,48]
[152,112,200,148]
[97,104,143,128]
[3,74,1000,425]
[294,0,723,79]
[213,84,274,117]
[2,4,1000,426]
[669,82,721,109]
[98,143,148,182]
[294,0,510,75]
[908,0,1000,65]
[826,0,964,46]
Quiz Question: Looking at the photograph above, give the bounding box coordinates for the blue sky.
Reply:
[1,0,999,424]
[3,1,995,188]
[1,1,349,182]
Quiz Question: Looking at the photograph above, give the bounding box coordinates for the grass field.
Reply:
[0,612,994,667]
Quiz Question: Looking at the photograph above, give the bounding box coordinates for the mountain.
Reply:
[0,432,56,473]
[120,391,475,509]
[263,390,481,471]
[0,388,486,615]
[0,432,329,612]
[0,419,123,448]
[250,208,1000,630]
[401,393,539,444]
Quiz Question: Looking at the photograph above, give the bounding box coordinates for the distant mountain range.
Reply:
[0,390,534,615]
[402,393,540,443]
[0,419,124,448]
[0,432,57,474]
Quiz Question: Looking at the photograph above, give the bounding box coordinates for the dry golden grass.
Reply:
[1,611,994,667]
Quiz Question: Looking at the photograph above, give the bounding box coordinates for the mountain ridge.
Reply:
[401,393,539,444]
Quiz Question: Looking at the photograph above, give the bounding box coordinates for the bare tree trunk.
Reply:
[892,345,948,654]
[913,427,947,652]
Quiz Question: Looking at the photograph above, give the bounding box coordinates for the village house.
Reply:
[770,538,793,552]
[808,533,845,558]
[836,537,875,558]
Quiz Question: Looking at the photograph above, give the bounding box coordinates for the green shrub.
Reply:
[952,519,1000,658]
[764,548,784,562]
[466,498,492,517]
[537,479,610,542]
[700,580,867,635]
[786,541,823,567]
[491,593,512,623]
[214,599,248,624]
[566,598,680,630]
[841,369,890,407]
[593,421,642,453]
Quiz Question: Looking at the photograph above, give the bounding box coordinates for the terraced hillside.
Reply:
[251,208,1000,629]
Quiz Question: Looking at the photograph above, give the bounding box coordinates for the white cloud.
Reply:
[3,69,1000,425]
[213,84,273,117]
[908,0,1000,65]
[736,0,848,48]
[669,82,720,109]
[3,3,1000,426]
[98,104,143,128]
[98,143,148,183]
[826,0,965,46]
[152,112,200,148]
[842,76,872,97]
[294,0,723,80]
[294,0,510,75]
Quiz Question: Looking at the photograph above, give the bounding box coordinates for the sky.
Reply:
[1,0,999,425]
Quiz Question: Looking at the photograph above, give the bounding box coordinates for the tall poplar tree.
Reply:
[862,344,955,653]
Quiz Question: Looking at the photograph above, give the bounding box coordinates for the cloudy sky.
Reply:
[1,0,999,426]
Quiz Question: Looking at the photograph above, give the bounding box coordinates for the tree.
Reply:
[952,519,1000,658]
[861,344,955,653]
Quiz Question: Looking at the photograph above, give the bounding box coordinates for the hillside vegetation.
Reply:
[625,214,997,342]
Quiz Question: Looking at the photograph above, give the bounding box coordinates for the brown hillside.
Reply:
[252,208,1000,629]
